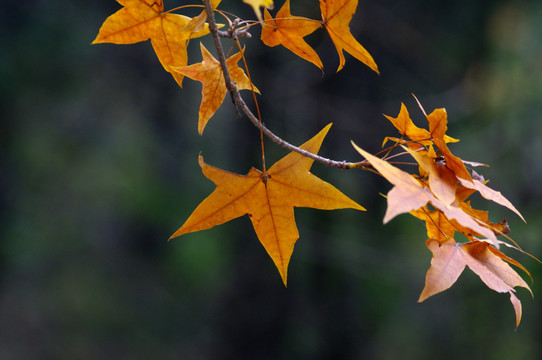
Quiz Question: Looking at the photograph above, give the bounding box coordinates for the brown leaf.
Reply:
[171,125,364,285]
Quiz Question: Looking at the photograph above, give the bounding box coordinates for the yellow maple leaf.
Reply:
[92,0,212,87]
[173,43,259,134]
[319,0,378,73]
[261,0,323,69]
[244,0,274,22]
[170,124,365,285]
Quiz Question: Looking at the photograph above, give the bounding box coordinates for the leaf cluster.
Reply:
[93,0,535,326]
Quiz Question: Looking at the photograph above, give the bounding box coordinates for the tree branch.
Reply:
[202,0,367,170]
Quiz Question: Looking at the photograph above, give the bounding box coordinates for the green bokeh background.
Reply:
[1,1,541,359]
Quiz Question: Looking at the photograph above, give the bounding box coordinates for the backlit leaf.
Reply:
[171,125,364,285]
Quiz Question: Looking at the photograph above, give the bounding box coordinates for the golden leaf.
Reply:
[261,0,323,69]
[171,125,364,285]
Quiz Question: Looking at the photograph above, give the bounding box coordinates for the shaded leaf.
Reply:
[171,125,364,285]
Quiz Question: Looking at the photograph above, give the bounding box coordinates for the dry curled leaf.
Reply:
[420,238,531,327]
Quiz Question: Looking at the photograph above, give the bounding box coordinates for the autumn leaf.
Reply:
[457,177,526,222]
[170,124,365,285]
[405,146,457,207]
[419,238,531,327]
[261,0,323,69]
[93,0,213,87]
[244,0,274,22]
[426,108,472,181]
[411,202,510,243]
[352,143,436,224]
[319,0,378,73]
[410,207,457,241]
[173,43,259,134]
[352,143,501,245]
[383,103,458,146]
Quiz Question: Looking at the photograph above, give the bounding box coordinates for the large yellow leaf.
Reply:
[319,0,378,73]
[261,0,323,69]
[420,238,531,327]
[171,124,365,285]
[93,0,211,87]
[173,43,259,134]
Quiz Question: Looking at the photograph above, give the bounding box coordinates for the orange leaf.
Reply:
[384,103,459,146]
[171,124,365,285]
[173,44,259,134]
[93,1,212,87]
[420,239,530,327]
[426,108,472,181]
[384,103,432,144]
[319,0,378,73]
[410,207,456,241]
[261,0,323,69]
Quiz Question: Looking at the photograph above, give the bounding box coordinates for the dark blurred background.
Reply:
[1,0,541,359]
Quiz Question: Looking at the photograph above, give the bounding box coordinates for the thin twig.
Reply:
[202,0,367,170]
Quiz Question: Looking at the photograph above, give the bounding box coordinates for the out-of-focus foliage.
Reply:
[1,1,541,359]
